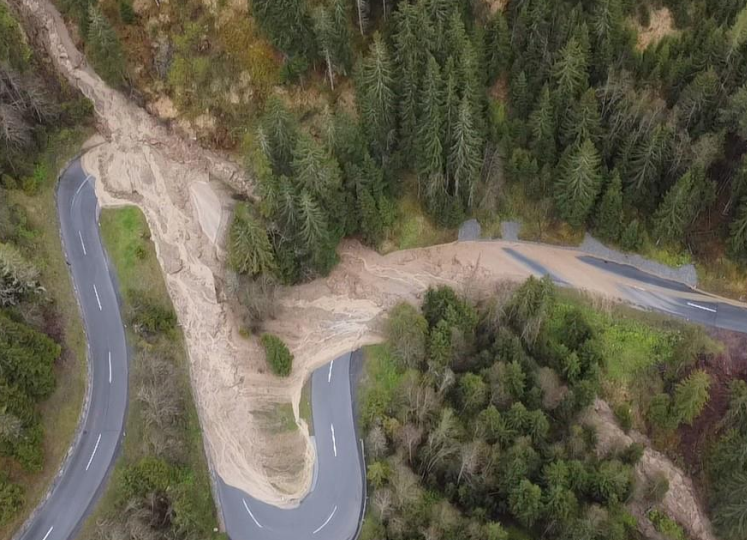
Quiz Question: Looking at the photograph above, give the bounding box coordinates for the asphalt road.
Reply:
[28,158,747,540]
[218,351,365,540]
[17,159,128,540]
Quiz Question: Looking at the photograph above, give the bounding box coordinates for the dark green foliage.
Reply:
[729,197,747,261]
[672,369,711,425]
[360,279,637,539]
[118,0,136,25]
[252,0,316,59]
[385,302,427,369]
[653,168,715,244]
[594,172,625,242]
[228,203,275,276]
[555,140,603,227]
[0,472,23,526]
[86,7,127,87]
[620,219,643,251]
[356,33,396,159]
[128,290,178,337]
[260,333,294,377]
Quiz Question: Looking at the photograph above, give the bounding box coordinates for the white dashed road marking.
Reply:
[242,499,263,528]
[41,526,54,540]
[328,360,334,383]
[93,284,102,311]
[108,351,112,384]
[687,302,717,313]
[313,506,338,534]
[78,231,87,255]
[85,433,102,471]
[331,424,337,457]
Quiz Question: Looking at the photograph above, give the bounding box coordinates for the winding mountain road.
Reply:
[16,159,128,540]
[19,158,747,540]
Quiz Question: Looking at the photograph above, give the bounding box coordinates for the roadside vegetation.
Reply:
[0,4,92,534]
[80,207,221,540]
[358,278,747,540]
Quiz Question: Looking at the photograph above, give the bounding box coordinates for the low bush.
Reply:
[260,333,293,377]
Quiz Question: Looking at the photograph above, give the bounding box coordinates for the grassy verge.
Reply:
[380,190,457,254]
[358,345,404,430]
[300,377,314,434]
[79,207,220,540]
[1,128,93,540]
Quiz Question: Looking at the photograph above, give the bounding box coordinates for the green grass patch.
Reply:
[0,127,93,540]
[254,403,298,434]
[358,345,404,429]
[300,377,313,434]
[80,207,220,540]
[381,191,456,254]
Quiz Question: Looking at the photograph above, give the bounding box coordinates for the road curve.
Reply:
[218,351,365,540]
[17,159,128,540]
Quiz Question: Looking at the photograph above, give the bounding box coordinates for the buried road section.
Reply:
[218,352,365,540]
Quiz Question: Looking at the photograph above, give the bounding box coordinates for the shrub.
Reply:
[644,472,670,504]
[385,302,427,369]
[260,333,293,377]
[673,370,711,425]
[129,290,177,336]
[619,442,644,465]
[614,403,633,433]
[0,473,24,526]
[648,509,686,540]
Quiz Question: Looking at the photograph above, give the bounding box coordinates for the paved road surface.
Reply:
[218,352,364,540]
[25,159,747,540]
[17,159,128,540]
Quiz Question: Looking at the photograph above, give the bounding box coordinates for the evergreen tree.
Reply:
[416,55,445,184]
[555,139,602,227]
[594,171,624,242]
[552,36,589,110]
[252,0,316,58]
[729,197,747,261]
[510,70,531,118]
[562,88,601,147]
[653,168,715,244]
[676,68,721,135]
[721,83,747,140]
[624,125,669,208]
[393,2,426,156]
[87,6,126,87]
[228,203,276,276]
[260,97,298,176]
[312,0,352,89]
[529,84,557,166]
[486,11,511,82]
[673,369,711,425]
[448,95,483,208]
[356,33,396,158]
[620,219,643,251]
[357,187,383,246]
[509,479,543,527]
[313,6,337,89]
[291,133,342,201]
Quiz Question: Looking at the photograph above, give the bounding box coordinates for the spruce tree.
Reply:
[673,370,711,425]
[356,33,396,158]
[357,187,383,246]
[291,133,342,201]
[313,5,337,89]
[552,36,589,104]
[486,11,511,82]
[729,197,747,261]
[87,6,126,87]
[555,139,602,227]
[252,0,315,58]
[416,55,445,183]
[393,2,425,156]
[510,70,531,118]
[529,84,557,166]
[448,95,483,208]
[562,87,601,147]
[594,171,624,242]
[653,168,714,244]
[260,97,298,176]
[228,203,276,276]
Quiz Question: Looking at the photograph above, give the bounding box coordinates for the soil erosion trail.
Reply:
[10,1,737,538]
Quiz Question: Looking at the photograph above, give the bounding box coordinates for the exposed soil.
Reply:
[635,7,678,51]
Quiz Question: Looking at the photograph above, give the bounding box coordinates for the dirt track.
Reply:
[9,0,721,536]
